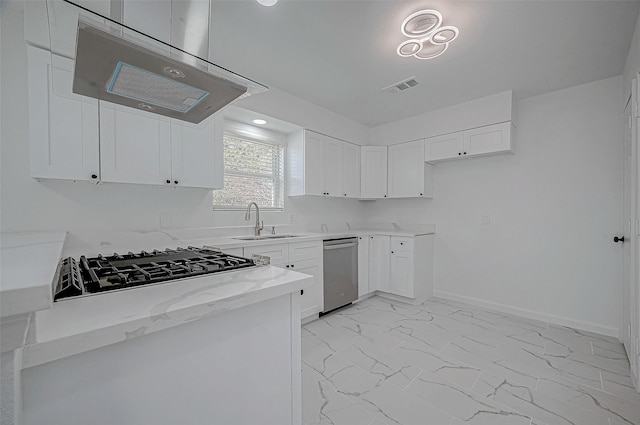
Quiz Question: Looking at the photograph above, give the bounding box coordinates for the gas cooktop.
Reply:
[54,247,256,301]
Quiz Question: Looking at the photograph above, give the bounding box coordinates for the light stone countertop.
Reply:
[23,265,312,368]
[0,231,67,318]
[9,224,435,368]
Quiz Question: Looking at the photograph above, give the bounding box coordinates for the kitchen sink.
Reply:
[232,234,304,241]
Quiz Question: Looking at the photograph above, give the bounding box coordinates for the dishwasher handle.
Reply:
[323,242,358,251]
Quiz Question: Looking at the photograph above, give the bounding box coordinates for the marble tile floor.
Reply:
[301,296,640,425]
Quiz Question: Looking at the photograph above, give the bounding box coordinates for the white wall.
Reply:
[623,11,640,102]
[0,0,366,234]
[365,76,623,335]
[370,91,514,146]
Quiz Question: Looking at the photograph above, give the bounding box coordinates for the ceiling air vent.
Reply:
[382,77,420,94]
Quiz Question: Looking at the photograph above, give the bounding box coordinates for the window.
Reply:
[213,132,285,209]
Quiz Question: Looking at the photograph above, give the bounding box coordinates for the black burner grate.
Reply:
[54,247,255,301]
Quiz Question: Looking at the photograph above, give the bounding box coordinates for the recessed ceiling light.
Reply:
[253,119,267,125]
[397,9,459,60]
[257,0,278,6]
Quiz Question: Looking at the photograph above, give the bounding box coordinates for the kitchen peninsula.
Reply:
[1,232,312,425]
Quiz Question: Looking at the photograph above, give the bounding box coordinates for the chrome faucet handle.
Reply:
[271,226,276,235]
[259,220,264,231]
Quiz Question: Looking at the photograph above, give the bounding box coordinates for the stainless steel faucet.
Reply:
[245,202,263,236]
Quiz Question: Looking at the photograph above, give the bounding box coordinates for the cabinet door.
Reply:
[463,122,512,156]
[357,236,370,297]
[424,132,464,162]
[100,102,172,185]
[368,235,390,292]
[390,250,414,298]
[323,137,342,197]
[170,114,223,189]
[342,143,361,198]
[388,140,425,198]
[27,46,100,181]
[303,131,325,196]
[294,258,323,319]
[361,147,388,198]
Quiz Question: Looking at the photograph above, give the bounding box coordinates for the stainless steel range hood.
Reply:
[57,0,267,124]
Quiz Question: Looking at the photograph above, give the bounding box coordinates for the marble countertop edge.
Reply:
[23,270,312,368]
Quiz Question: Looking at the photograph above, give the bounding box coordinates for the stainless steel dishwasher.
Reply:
[321,237,358,315]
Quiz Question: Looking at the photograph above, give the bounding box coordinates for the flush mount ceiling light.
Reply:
[397,9,459,60]
[252,119,267,125]
[257,0,278,6]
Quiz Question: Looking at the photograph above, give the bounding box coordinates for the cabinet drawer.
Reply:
[391,237,413,252]
[243,243,289,265]
[289,240,322,262]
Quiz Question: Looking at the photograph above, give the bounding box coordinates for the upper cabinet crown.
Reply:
[287,129,360,198]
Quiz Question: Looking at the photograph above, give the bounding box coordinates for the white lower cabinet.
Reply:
[357,236,370,297]
[290,259,323,319]
[244,241,323,319]
[368,235,390,293]
[359,234,434,304]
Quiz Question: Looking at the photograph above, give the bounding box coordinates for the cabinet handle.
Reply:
[463,152,467,155]
[300,289,304,295]
[286,265,290,268]
[384,195,387,197]
[344,193,347,196]
[458,152,461,155]
[370,236,373,239]
[91,174,98,179]
[419,193,423,196]
[174,180,179,185]
[166,179,171,184]
[391,251,394,254]
[400,242,404,246]
[291,264,295,268]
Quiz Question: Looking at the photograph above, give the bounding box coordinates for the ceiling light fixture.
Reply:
[397,9,459,60]
[256,0,278,6]
[252,119,267,125]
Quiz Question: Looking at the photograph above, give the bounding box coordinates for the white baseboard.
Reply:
[433,290,619,338]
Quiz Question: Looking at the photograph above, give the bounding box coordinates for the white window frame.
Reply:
[213,123,286,211]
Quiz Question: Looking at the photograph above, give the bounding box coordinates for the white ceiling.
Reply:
[209,0,640,127]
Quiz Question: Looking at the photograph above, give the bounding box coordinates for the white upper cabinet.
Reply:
[170,116,224,189]
[99,103,172,186]
[27,46,100,182]
[100,104,223,188]
[341,142,361,198]
[424,122,514,163]
[387,139,433,199]
[300,131,325,196]
[424,132,464,162]
[464,122,513,157]
[323,136,342,197]
[288,130,353,197]
[360,146,388,199]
